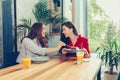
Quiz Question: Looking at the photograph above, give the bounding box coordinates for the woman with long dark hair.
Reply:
[60,21,90,58]
[17,22,65,63]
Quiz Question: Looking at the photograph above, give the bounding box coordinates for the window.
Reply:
[88,0,120,52]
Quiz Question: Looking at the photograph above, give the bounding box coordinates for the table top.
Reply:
[0,54,102,80]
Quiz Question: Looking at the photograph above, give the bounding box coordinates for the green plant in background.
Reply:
[88,0,108,39]
[16,18,32,50]
[88,0,120,53]
[95,22,120,75]
[103,23,120,74]
[17,18,32,37]
[32,0,51,25]
[96,40,120,75]
[33,0,67,33]
[100,22,120,51]
[88,0,109,52]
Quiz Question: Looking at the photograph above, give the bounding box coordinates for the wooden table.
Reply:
[0,54,102,80]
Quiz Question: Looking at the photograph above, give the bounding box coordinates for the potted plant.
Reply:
[32,0,51,25]
[32,0,66,34]
[96,40,120,80]
[17,18,32,35]
[16,18,32,50]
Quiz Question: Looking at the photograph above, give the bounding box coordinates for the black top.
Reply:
[60,33,76,57]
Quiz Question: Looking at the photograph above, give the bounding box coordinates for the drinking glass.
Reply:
[22,57,31,68]
[22,46,31,68]
[76,51,84,64]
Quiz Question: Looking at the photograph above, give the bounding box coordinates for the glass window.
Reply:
[88,0,120,52]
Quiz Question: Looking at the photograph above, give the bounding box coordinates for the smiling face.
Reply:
[62,25,73,38]
[41,24,47,37]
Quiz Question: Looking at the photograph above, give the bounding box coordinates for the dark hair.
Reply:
[60,21,78,45]
[61,21,78,36]
[22,22,48,47]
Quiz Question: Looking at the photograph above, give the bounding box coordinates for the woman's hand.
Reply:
[84,54,90,58]
[80,48,90,58]
[62,48,68,54]
[57,41,66,50]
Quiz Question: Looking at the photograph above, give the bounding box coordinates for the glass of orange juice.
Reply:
[76,51,84,64]
[22,57,31,68]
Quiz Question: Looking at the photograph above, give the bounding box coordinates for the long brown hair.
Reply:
[22,22,48,47]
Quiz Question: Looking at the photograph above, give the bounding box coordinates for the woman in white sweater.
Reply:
[16,22,65,63]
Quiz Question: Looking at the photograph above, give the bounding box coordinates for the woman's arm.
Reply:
[23,38,65,55]
[23,38,46,55]
[45,41,65,54]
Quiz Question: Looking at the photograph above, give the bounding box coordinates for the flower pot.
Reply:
[104,71,118,80]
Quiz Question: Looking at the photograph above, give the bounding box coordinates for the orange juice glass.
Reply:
[76,52,84,64]
[22,58,31,68]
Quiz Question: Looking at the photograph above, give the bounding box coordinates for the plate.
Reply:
[65,49,77,53]
[31,56,50,63]
[83,58,90,62]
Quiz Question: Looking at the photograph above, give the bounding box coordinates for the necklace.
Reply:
[71,36,78,46]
